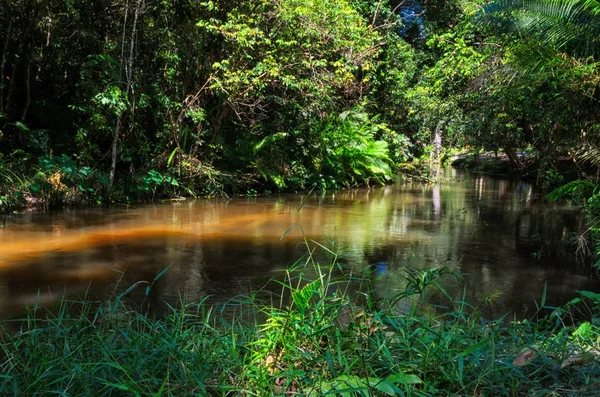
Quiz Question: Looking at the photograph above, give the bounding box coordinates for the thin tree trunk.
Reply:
[109,115,122,189]
[109,0,142,189]
[126,0,142,122]
[5,44,20,114]
[21,55,31,121]
[0,19,12,113]
[432,121,443,164]
[7,4,38,118]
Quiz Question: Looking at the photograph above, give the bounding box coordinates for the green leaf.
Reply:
[291,279,320,315]
[153,264,172,282]
[372,380,398,396]
[78,167,94,177]
[164,176,179,186]
[98,172,111,187]
[147,170,164,184]
[460,336,493,357]
[167,148,179,167]
[39,155,55,171]
[386,372,423,385]
[578,290,600,302]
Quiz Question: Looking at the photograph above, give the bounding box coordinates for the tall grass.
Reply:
[0,243,599,396]
[0,155,26,213]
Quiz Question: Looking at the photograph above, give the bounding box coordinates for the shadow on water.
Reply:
[0,168,598,319]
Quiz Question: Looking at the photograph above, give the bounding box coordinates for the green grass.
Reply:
[0,247,599,396]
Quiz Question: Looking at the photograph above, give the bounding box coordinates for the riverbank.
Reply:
[448,150,587,187]
[1,263,599,396]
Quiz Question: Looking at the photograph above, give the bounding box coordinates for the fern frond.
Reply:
[583,0,600,15]
[576,144,600,166]
[546,179,598,202]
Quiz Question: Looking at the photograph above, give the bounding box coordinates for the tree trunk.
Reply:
[109,0,142,189]
[0,19,12,113]
[505,148,524,170]
[20,55,31,121]
[109,115,122,189]
[432,121,442,164]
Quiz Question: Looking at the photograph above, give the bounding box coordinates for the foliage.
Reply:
[0,153,26,212]
[547,180,600,272]
[0,0,428,210]
[311,111,395,189]
[546,179,598,203]
[484,0,600,60]
[1,0,600,212]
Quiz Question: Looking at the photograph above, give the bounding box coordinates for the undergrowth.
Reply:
[0,242,599,396]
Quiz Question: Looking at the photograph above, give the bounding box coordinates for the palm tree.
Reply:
[484,0,600,62]
[483,0,600,168]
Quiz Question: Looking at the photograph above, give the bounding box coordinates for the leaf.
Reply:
[336,306,353,330]
[57,154,77,176]
[292,280,320,315]
[386,372,423,385]
[577,290,600,302]
[14,121,30,132]
[164,176,179,186]
[540,281,547,308]
[512,347,540,367]
[153,264,172,282]
[147,170,164,184]
[372,380,398,396]
[460,336,493,357]
[78,167,94,177]
[98,172,111,187]
[167,148,179,167]
[254,132,288,153]
[39,155,55,171]
[561,352,596,368]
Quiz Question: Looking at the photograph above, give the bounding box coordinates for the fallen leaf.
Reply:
[512,347,539,367]
[561,352,596,369]
[265,355,276,374]
[336,307,353,330]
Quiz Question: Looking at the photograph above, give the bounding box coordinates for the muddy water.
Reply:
[0,168,598,318]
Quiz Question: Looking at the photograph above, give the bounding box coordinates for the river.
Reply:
[0,168,598,318]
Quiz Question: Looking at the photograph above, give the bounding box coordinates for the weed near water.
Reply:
[0,252,599,396]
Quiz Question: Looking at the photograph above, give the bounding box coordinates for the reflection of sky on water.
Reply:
[0,168,597,318]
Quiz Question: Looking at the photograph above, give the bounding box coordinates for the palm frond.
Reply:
[576,144,600,167]
[484,0,600,60]
[583,0,600,15]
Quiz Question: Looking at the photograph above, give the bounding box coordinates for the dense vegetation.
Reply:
[1,2,600,394]
[1,254,599,396]
[2,0,598,208]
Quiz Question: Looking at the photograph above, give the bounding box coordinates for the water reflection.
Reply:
[0,168,597,318]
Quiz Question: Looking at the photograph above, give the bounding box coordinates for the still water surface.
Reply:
[0,168,598,318]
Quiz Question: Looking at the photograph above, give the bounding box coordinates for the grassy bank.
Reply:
[1,258,599,396]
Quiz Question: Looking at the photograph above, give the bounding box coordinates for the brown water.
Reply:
[0,168,598,318]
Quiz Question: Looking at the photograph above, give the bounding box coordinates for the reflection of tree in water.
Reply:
[365,172,596,318]
[0,169,596,320]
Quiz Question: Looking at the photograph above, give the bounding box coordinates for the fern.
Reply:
[576,144,600,167]
[291,280,320,315]
[546,179,598,202]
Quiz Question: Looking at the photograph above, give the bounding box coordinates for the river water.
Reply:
[0,168,598,318]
